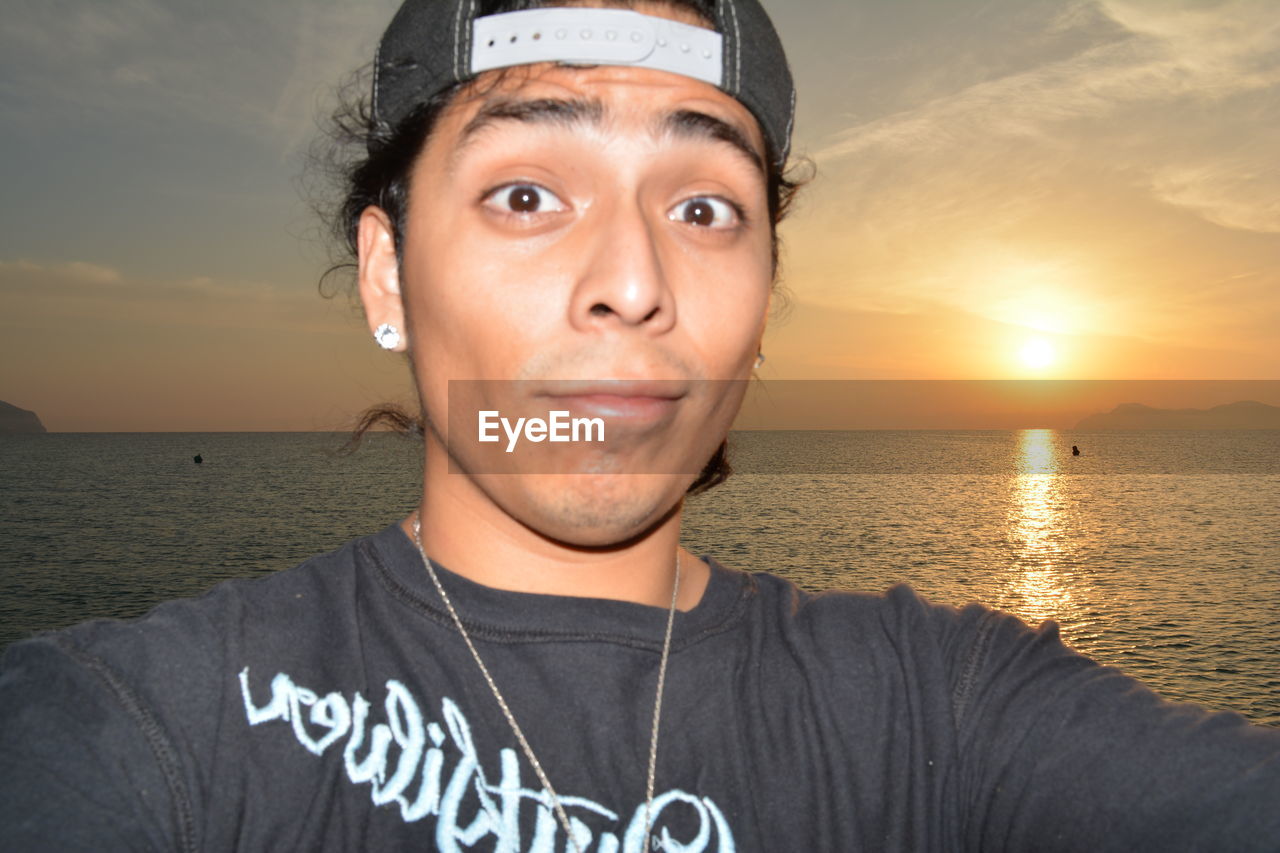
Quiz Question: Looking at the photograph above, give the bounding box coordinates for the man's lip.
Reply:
[535,379,689,399]
[537,380,688,422]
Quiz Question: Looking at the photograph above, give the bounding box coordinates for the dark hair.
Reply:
[320,0,809,495]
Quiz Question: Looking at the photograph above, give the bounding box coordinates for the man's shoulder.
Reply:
[727,562,999,633]
[708,559,1017,667]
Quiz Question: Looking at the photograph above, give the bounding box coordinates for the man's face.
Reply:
[390,17,773,547]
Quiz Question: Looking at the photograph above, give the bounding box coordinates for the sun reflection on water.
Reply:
[1004,430,1076,627]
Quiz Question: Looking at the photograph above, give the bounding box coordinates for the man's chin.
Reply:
[478,472,686,549]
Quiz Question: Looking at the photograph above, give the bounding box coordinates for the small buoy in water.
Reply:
[193,454,203,464]
[1071,445,1080,456]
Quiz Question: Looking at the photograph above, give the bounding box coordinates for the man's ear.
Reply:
[357,205,406,351]
[754,289,773,362]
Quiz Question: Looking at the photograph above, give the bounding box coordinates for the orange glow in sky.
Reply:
[0,0,1276,430]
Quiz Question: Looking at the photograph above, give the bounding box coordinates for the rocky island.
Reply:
[1075,400,1280,429]
[0,400,47,433]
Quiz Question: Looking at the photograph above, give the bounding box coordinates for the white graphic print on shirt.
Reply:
[239,667,736,853]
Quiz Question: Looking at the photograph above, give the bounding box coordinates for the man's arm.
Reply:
[952,609,1280,851]
[0,635,189,852]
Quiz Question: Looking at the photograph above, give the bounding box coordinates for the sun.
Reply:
[1018,337,1056,370]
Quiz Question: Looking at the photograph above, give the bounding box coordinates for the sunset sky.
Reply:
[1,0,1277,431]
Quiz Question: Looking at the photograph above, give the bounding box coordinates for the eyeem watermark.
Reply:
[478,410,605,453]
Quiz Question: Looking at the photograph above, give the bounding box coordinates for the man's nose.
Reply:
[568,199,676,334]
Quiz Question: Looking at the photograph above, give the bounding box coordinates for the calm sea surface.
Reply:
[2,430,1277,725]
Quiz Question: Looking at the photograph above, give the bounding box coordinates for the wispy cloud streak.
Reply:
[0,0,398,153]
[814,0,1280,233]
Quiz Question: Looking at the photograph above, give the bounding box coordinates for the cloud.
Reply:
[1147,142,1280,233]
[812,0,1280,234]
[0,259,123,288]
[818,0,1280,159]
[0,0,399,153]
[0,256,349,334]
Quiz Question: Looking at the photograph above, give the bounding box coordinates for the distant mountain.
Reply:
[1075,400,1280,430]
[0,400,47,433]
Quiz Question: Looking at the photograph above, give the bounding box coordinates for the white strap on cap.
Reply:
[471,8,723,87]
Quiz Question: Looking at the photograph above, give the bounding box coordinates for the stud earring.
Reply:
[374,323,401,350]
[754,351,766,369]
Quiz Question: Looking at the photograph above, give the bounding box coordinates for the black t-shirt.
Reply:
[2,522,1278,851]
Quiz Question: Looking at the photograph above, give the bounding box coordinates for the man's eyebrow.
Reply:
[660,109,765,177]
[456,97,605,155]
[451,96,765,177]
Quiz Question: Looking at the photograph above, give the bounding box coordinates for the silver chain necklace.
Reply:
[411,516,681,853]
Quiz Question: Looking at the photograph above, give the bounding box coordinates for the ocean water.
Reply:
[2,430,1277,726]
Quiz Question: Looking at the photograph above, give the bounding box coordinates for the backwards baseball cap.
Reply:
[373,0,795,166]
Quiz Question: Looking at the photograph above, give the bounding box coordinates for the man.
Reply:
[2,0,1278,850]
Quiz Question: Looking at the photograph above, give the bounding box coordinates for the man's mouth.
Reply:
[536,380,688,424]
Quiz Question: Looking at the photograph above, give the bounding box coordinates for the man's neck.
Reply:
[404,444,710,611]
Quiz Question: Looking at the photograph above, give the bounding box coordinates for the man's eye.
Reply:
[482,184,568,215]
[667,196,741,228]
